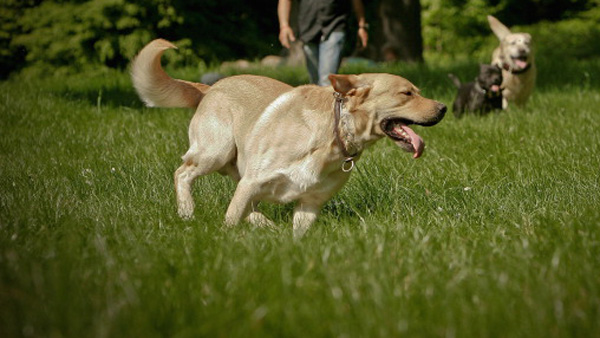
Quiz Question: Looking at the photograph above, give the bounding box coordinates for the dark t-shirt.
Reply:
[297,0,351,43]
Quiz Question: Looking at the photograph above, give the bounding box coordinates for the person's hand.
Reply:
[279,25,296,49]
[358,27,368,49]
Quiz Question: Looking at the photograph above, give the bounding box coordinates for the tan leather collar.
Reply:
[503,62,531,74]
[333,92,357,172]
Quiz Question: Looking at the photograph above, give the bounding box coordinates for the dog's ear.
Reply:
[329,74,362,96]
[487,15,511,40]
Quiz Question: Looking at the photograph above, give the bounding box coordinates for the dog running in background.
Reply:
[449,64,503,118]
[488,15,536,108]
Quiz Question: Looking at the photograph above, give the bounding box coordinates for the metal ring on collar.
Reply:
[341,158,355,172]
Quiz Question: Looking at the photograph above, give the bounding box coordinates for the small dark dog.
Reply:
[449,64,503,118]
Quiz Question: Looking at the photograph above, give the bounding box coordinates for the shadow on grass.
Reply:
[44,53,600,112]
[68,86,146,109]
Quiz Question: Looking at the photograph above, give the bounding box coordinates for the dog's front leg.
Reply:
[224,180,258,226]
[502,96,509,109]
[293,202,322,239]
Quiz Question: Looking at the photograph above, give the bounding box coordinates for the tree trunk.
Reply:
[361,0,424,62]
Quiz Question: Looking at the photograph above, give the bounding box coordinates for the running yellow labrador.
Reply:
[488,15,536,108]
[131,39,446,237]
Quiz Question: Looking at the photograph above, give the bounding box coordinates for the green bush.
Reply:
[10,0,199,74]
[4,0,279,77]
[531,6,600,59]
[0,0,38,78]
[422,0,501,59]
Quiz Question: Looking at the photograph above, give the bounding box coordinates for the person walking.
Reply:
[278,0,368,86]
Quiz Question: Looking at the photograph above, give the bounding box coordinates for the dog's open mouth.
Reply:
[512,55,529,70]
[381,118,425,159]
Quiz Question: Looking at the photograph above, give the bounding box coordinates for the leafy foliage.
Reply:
[0,0,40,78]
[530,4,600,59]
[3,0,280,76]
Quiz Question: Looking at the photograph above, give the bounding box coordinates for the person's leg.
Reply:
[318,31,346,86]
[302,42,320,85]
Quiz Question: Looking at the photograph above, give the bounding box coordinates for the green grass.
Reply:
[1,55,600,337]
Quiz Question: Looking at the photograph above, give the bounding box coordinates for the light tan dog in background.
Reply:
[131,39,446,237]
[488,15,536,108]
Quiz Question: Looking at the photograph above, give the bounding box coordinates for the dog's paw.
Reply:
[247,212,275,228]
[293,226,310,240]
[177,203,195,220]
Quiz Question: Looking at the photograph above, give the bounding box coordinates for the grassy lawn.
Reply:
[1,54,599,337]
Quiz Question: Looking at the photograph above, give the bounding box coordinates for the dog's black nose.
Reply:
[420,103,447,126]
[418,102,447,126]
[437,103,447,116]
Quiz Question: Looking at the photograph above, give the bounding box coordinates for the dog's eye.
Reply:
[402,91,413,96]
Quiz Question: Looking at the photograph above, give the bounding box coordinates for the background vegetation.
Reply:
[1,0,600,78]
[1,1,600,337]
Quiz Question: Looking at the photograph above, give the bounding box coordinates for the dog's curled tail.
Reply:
[448,73,461,88]
[131,39,209,108]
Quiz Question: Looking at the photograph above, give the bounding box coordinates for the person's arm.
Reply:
[278,0,296,49]
[352,0,368,48]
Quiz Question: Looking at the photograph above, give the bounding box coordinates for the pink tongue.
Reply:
[491,84,500,92]
[396,125,425,159]
[515,59,528,69]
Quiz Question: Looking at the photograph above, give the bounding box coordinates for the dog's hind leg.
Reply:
[174,160,218,219]
[174,140,236,219]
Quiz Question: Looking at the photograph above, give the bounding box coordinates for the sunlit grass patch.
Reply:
[1,57,599,337]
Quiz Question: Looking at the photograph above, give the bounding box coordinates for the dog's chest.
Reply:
[261,160,347,204]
